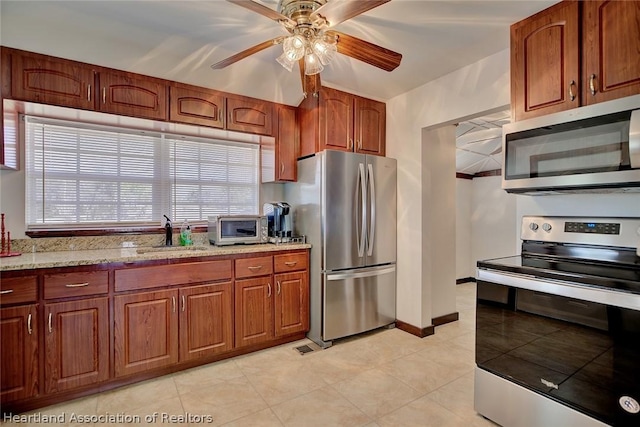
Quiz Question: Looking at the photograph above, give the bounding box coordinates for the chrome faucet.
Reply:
[164,215,173,246]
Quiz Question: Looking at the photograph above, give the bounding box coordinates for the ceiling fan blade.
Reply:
[328,30,401,71]
[211,37,284,69]
[311,0,390,28]
[299,59,320,97]
[226,0,296,27]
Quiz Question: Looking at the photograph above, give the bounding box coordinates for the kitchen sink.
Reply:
[135,245,209,254]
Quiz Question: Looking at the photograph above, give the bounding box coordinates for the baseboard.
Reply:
[432,312,459,326]
[395,320,435,338]
[456,277,476,284]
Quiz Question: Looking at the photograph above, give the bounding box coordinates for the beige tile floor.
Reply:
[7,283,498,427]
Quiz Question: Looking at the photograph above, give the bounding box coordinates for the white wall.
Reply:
[471,176,518,263]
[387,48,512,328]
[456,178,473,279]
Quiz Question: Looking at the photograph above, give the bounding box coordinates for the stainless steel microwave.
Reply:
[208,215,268,246]
[502,94,640,194]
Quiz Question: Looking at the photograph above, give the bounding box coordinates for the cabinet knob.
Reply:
[589,74,597,96]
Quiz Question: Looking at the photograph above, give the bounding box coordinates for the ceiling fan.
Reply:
[211,0,402,97]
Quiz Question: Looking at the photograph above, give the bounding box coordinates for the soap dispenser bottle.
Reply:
[179,220,193,246]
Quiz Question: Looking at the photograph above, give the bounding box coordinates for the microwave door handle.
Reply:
[630,109,640,169]
[367,163,375,257]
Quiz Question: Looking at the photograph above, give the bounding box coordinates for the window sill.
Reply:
[26,225,208,238]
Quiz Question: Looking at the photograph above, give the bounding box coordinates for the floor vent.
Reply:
[294,343,320,355]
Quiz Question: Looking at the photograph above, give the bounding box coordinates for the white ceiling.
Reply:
[0,0,556,106]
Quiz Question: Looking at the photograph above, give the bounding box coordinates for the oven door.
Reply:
[475,271,640,426]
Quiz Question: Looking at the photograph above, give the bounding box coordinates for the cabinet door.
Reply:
[274,271,309,337]
[582,1,640,105]
[179,282,233,362]
[169,85,224,128]
[319,87,353,151]
[235,277,274,348]
[354,97,385,156]
[510,1,580,121]
[275,104,297,181]
[44,298,109,393]
[11,52,95,110]
[114,289,178,377]
[99,71,168,120]
[226,96,273,135]
[0,305,38,403]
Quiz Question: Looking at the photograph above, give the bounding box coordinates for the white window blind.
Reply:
[25,117,259,229]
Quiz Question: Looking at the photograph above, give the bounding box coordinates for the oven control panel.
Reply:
[521,216,640,251]
[564,221,620,235]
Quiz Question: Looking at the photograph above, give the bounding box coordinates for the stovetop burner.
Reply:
[478,215,640,295]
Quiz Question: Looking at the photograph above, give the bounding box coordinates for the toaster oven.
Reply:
[208,215,268,246]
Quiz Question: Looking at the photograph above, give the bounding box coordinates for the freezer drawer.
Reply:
[323,265,396,341]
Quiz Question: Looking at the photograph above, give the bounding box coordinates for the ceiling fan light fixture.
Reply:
[276,51,296,72]
[304,49,324,75]
[312,34,337,66]
[283,34,306,61]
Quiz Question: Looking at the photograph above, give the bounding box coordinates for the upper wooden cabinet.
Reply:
[169,83,225,128]
[511,0,640,121]
[581,1,640,105]
[262,104,298,183]
[226,96,273,136]
[510,0,580,121]
[299,86,386,157]
[98,71,168,121]
[10,51,96,110]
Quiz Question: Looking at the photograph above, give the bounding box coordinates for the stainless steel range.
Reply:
[475,216,640,427]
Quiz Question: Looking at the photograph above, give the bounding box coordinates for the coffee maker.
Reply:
[263,202,293,241]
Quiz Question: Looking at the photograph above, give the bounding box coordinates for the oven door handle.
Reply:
[477,268,640,311]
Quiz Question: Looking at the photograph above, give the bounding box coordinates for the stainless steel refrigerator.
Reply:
[285,150,396,348]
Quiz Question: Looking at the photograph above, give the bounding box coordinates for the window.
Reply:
[25,116,259,229]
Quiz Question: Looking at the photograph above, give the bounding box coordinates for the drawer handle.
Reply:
[0,289,14,295]
[28,313,33,335]
[48,312,53,333]
[65,282,90,288]
[284,261,297,267]
[248,265,263,271]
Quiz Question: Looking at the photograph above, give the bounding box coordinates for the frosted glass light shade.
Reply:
[304,50,324,75]
[312,37,337,66]
[276,52,296,72]
[283,35,306,61]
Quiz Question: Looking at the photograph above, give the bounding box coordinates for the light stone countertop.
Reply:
[0,243,311,272]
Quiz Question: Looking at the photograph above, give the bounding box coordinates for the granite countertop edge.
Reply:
[0,243,312,272]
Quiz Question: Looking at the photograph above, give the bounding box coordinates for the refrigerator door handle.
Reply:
[367,163,376,256]
[326,265,396,281]
[357,163,367,257]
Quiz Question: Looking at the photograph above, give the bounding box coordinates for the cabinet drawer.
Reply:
[115,260,232,292]
[274,252,308,273]
[44,271,108,299]
[235,256,273,279]
[0,276,37,305]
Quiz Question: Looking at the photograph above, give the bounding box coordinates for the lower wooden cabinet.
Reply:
[44,298,109,393]
[179,282,233,361]
[235,276,274,348]
[274,271,309,337]
[0,305,38,403]
[1,249,309,412]
[114,290,179,377]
